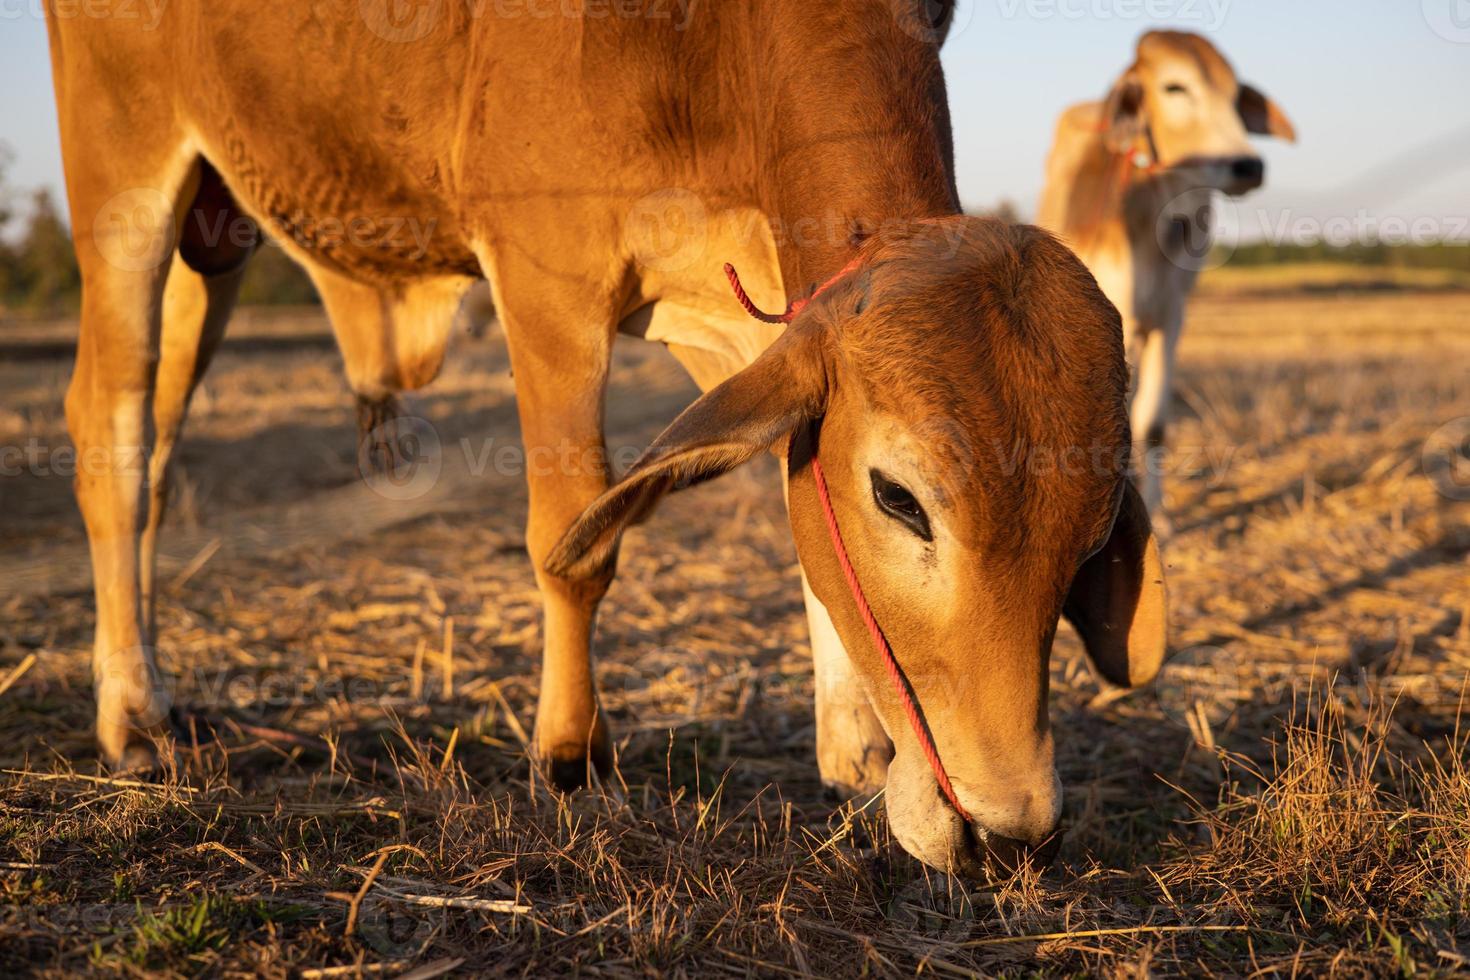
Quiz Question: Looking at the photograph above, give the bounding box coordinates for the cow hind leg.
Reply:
[141,165,256,632]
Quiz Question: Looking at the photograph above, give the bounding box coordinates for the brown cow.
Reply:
[45,0,1165,876]
[1037,30,1295,525]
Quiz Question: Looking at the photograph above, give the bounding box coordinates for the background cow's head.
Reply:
[548,217,1167,877]
[1103,30,1296,196]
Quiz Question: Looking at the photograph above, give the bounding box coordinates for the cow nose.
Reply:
[1230,156,1264,185]
[973,826,1063,875]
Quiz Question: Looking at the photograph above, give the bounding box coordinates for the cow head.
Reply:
[547,217,1167,877]
[1102,30,1295,196]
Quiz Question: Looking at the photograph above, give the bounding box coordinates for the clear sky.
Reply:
[3,2,1467,242]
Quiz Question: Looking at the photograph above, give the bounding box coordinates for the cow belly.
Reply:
[184,125,479,284]
[175,2,481,283]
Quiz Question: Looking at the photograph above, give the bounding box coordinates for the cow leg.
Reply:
[481,251,617,789]
[805,577,893,797]
[141,174,256,633]
[1130,322,1178,528]
[61,131,204,769]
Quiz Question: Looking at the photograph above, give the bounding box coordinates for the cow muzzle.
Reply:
[1225,155,1265,193]
[885,745,1064,879]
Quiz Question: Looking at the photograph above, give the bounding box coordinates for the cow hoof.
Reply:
[822,774,888,802]
[818,747,890,801]
[101,733,179,778]
[109,742,160,776]
[540,732,614,790]
[537,723,613,791]
[95,679,175,776]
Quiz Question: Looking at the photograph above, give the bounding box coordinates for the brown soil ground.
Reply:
[0,282,1467,977]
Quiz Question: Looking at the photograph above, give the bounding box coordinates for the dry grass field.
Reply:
[1,268,1467,977]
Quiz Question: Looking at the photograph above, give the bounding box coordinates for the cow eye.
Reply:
[870,470,932,541]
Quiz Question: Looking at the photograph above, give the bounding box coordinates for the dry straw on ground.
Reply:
[0,270,1467,976]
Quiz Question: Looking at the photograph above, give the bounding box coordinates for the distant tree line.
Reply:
[0,185,79,315]
[0,147,316,316]
[2,177,1465,315]
[1224,240,1470,270]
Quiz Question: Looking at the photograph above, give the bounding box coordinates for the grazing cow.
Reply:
[45,0,1165,876]
[1037,30,1295,524]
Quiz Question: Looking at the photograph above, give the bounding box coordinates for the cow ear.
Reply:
[1063,481,1168,688]
[545,324,828,580]
[1101,70,1146,154]
[1237,83,1296,142]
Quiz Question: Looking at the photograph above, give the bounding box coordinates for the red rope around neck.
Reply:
[722,259,973,823]
[723,257,867,325]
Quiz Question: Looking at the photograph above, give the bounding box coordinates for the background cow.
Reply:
[1037,30,1296,526]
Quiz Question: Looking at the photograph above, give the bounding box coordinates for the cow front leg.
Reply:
[64,156,200,771]
[805,577,893,797]
[487,255,618,789]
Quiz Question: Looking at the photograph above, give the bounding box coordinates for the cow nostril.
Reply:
[970,827,1062,875]
[1231,157,1264,183]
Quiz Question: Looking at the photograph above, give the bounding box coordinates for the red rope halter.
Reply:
[723,260,972,823]
[1079,121,1167,250]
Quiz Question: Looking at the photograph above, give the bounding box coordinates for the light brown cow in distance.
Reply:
[1038,30,1295,524]
[44,0,1165,877]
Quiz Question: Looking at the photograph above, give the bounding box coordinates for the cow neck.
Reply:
[718,18,967,815]
[744,27,961,294]
[1069,122,1168,251]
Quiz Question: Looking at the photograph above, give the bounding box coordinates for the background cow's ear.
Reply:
[1237,83,1297,141]
[1063,481,1168,688]
[1101,70,1146,154]
[545,325,828,580]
